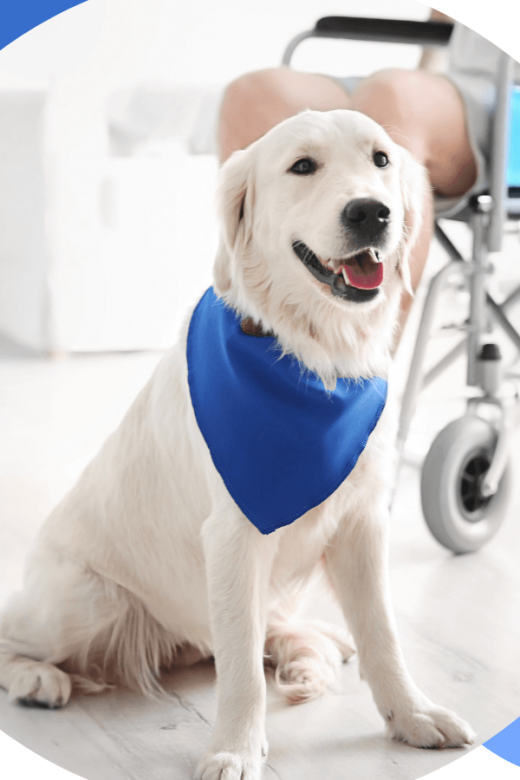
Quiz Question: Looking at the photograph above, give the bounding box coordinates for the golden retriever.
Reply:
[0,109,474,780]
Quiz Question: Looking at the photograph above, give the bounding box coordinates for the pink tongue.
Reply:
[343,260,384,290]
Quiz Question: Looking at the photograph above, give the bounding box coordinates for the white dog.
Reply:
[0,109,474,780]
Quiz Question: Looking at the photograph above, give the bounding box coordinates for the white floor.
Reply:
[1,223,520,780]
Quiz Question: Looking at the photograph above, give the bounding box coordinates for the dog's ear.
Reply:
[397,146,430,296]
[213,148,256,295]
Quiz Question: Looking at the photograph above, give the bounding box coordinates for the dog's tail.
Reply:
[63,593,172,698]
[265,617,355,705]
[0,549,209,704]
[64,588,209,699]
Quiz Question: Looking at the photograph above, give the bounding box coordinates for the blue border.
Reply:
[0,1,88,51]
[485,717,520,767]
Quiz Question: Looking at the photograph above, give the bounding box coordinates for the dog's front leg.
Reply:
[325,508,475,749]
[197,503,279,780]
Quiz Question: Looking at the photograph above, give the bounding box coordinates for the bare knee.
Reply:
[351,68,477,196]
[218,67,351,162]
[350,69,428,161]
[218,69,293,162]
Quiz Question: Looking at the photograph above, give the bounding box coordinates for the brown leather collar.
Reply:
[240,318,274,338]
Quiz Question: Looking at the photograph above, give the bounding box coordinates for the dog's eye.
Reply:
[373,151,389,168]
[288,157,317,175]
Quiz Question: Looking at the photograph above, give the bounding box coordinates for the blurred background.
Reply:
[0,0,430,354]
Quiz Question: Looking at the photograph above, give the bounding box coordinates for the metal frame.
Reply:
[282,17,454,66]
[283,17,520,497]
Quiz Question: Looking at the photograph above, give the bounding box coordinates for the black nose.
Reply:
[341,199,391,240]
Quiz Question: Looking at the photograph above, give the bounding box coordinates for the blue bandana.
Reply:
[187,288,388,535]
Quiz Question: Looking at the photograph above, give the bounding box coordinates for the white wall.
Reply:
[0,1,429,92]
[0,93,51,348]
[0,0,432,352]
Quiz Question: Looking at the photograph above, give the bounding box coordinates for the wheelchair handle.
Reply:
[282,17,453,66]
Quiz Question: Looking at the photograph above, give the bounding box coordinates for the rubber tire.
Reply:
[420,416,511,554]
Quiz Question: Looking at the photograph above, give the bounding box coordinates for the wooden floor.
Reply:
[1,226,520,779]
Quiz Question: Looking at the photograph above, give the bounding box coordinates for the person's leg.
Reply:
[217,66,477,329]
[218,68,351,163]
[218,66,476,191]
[349,68,477,327]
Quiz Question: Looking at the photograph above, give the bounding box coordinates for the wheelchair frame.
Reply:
[283,17,520,552]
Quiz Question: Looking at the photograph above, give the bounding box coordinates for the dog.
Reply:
[0,109,475,780]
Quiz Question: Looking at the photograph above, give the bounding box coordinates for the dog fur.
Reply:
[0,109,474,780]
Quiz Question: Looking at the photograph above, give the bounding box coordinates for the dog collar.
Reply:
[187,287,388,535]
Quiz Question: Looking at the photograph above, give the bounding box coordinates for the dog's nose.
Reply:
[341,199,390,240]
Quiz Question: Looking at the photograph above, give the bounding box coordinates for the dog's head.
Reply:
[214,109,428,383]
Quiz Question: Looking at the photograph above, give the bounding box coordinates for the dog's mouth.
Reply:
[292,240,383,303]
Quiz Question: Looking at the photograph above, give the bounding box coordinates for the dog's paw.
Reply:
[8,663,72,709]
[196,750,263,780]
[386,703,475,749]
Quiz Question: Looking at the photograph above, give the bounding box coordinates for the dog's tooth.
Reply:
[341,267,351,286]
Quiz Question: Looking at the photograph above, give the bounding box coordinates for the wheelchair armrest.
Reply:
[282,17,453,66]
[315,17,453,46]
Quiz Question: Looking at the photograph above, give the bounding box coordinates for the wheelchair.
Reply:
[283,17,520,554]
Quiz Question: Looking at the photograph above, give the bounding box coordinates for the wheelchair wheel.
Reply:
[420,416,511,553]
